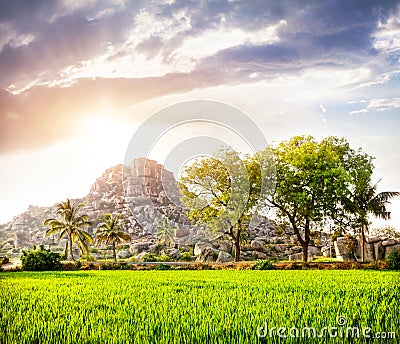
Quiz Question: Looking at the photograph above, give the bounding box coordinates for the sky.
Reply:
[0,0,399,230]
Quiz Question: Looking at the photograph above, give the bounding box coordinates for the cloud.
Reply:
[1,0,400,154]
[349,97,400,114]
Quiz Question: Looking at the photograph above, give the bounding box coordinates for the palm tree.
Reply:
[44,199,93,261]
[347,179,399,262]
[95,213,131,262]
[156,218,175,247]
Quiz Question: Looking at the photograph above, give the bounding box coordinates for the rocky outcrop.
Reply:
[1,158,298,262]
[334,236,400,262]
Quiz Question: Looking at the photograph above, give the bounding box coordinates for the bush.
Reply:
[21,245,62,271]
[142,253,157,262]
[386,249,400,270]
[156,263,171,270]
[253,260,274,270]
[179,252,194,261]
[0,256,9,265]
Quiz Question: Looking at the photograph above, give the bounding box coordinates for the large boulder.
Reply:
[130,242,150,255]
[251,240,266,252]
[216,251,234,263]
[117,250,131,259]
[308,245,321,257]
[374,241,385,260]
[211,236,231,253]
[194,242,215,256]
[196,247,218,262]
[354,239,375,262]
[135,252,149,261]
[385,244,400,256]
[382,239,396,247]
[367,237,381,244]
[334,237,356,262]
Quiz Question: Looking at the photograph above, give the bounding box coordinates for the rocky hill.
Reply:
[0,158,306,261]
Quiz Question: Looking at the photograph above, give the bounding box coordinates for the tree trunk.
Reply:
[69,235,75,261]
[291,219,310,263]
[301,242,309,263]
[113,242,117,262]
[234,237,240,262]
[361,224,365,263]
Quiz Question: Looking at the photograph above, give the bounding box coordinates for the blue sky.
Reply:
[0,0,399,229]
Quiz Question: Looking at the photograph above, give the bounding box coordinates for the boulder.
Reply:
[374,241,385,260]
[382,239,396,247]
[211,236,231,253]
[196,247,217,262]
[166,248,181,260]
[289,252,313,261]
[253,251,268,260]
[385,244,400,256]
[366,237,381,244]
[130,242,150,254]
[135,252,149,261]
[251,240,266,252]
[194,242,215,256]
[117,250,131,259]
[308,245,321,257]
[334,237,356,262]
[354,239,375,262]
[174,228,190,238]
[216,251,234,263]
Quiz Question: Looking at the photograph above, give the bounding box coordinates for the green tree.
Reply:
[179,148,261,262]
[95,213,131,262]
[44,199,93,261]
[261,136,351,262]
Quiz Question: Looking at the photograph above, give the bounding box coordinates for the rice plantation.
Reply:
[1,270,399,343]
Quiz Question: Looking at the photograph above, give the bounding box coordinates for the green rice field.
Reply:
[1,270,399,343]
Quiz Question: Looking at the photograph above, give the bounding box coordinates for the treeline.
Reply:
[179,135,399,262]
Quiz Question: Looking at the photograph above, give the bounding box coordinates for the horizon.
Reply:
[1,1,399,230]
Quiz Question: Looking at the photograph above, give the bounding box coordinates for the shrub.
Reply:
[21,245,62,271]
[0,256,9,265]
[156,263,171,270]
[179,252,194,261]
[386,249,400,270]
[253,260,274,270]
[142,253,157,262]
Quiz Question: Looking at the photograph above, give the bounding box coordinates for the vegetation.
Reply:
[344,177,399,262]
[252,259,274,270]
[386,249,400,270]
[180,149,262,262]
[180,136,399,263]
[20,245,62,271]
[95,213,131,262]
[156,217,176,246]
[1,270,399,343]
[44,199,93,261]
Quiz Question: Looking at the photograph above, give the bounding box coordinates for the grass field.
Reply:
[1,270,399,343]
